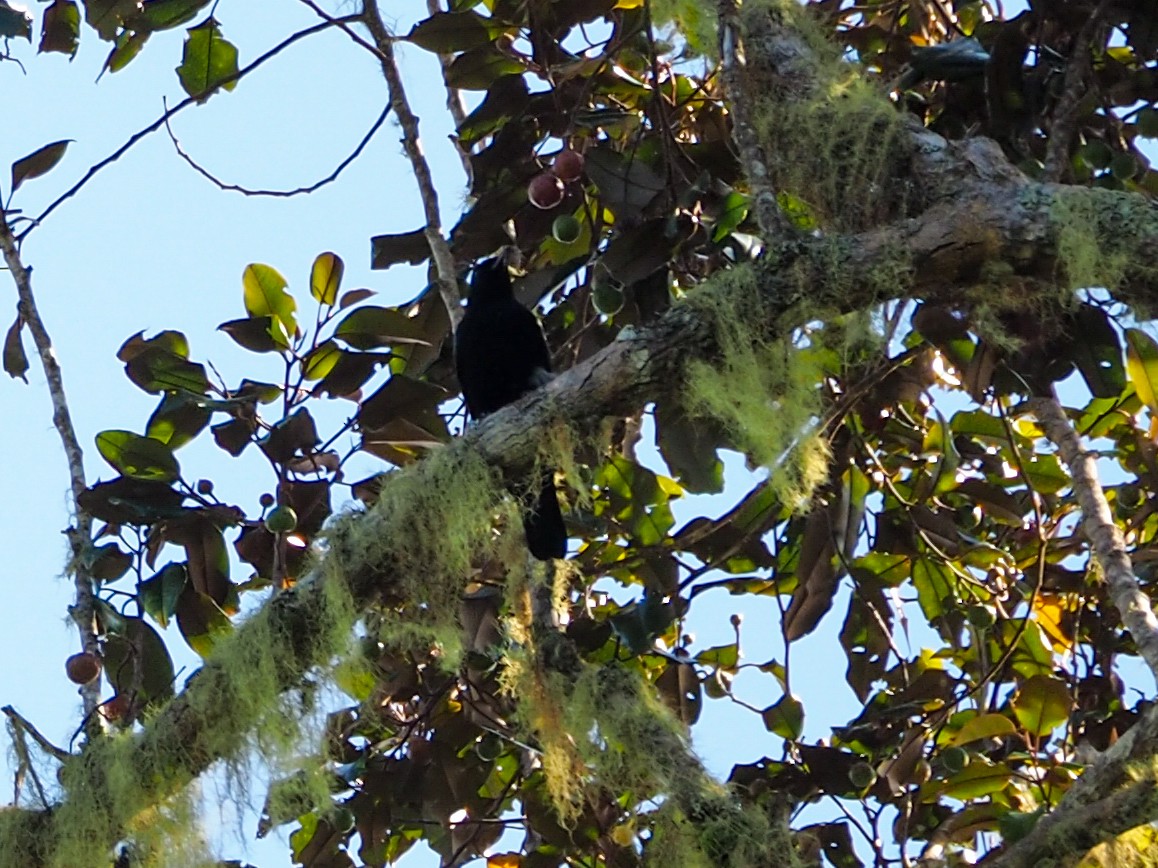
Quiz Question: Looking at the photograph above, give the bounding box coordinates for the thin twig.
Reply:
[359,0,463,327]
[0,218,101,718]
[20,15,361,239]
[163,102,391,197]
[3,706,70,763]
[1028,394,1158,685]
[426,0,473,182]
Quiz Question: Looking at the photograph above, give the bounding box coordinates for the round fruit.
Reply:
[592,281,625,316]
[552,214,582,244]
[65,651,102,685]
[941,745,970,774]
[847,761,877,789]
[527,173,565,210]
[552,149,585,182]
[99,693,132,723]
[259,492,275,508]
[196,479,214,495]
[331,807,356,834]
[966,605,996,630]
[264,505,299,534]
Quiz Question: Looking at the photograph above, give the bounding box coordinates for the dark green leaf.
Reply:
[96,430,181,483]
[258,408,318,463]
[146,393,212,449]
[12,140,71,193]
[406,11,497,52]
[369,229,431,270]
[219,316,285,353]
[3,315,28,382]
[334,306,430,350]
[90,543,133,581]
[358,374,449,434]
[103,617,176,707]
[0,2,32,40]
[1069,305,1125,398]
[762,694,805,740]
[103,29,149,74]
[175,586,232,657]
[39,0,79,56]
[83,0,139,40]
[444,47,524,90]
[139,563,188,628]
[211,417,255,456]
[134,0,211,31]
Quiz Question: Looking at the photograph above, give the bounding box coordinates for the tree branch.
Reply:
[0,219,99,719]
[358,0,463,327]
[1028,395,1158,683]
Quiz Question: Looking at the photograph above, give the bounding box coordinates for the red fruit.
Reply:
[527,173,565,210]
[99,694,132,722]
[552,149,585,182]
[65,652,102,685]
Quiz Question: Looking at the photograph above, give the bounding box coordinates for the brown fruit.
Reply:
[551,149,585,182]
[527,173,564,210]
[65,651,102,685]
[99,694,132,722]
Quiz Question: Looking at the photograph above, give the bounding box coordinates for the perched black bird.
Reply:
[455,256,566,560]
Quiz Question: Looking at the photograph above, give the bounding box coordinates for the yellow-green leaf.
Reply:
[310,251,343,306]
[1125,327,1158,415]
[1011,674,1072,736]
[951,712,1018,746]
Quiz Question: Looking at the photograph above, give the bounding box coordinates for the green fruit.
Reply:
[847,761,877,789]
[1079,139,1112,169]
[966,605,996,630]
[264,505,298,534]
[592,281,624,315]
[331,807,356,834]
[941,745,969,774]
[1138,108,1158,139]
[552,214,582,244]
[1111,152,1139,180]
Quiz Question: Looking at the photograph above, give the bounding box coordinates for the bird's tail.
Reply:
[524,474,566,561]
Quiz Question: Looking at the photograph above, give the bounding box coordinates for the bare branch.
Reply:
[359,0,463,327]
[163,102,391,197]
[0,219,99,719]
[20,15,362,239]
[425,0,473,183]
[1028,395,1158,684]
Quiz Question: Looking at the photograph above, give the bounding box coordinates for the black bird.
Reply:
[455,256,566,560]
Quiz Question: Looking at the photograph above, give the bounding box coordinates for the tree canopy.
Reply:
[4,0,1158,866]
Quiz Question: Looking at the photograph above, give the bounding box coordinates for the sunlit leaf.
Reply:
[176,16,239,102]
[309,251,343,306]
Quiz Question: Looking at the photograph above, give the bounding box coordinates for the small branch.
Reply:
[0,220,100,718]
[21,15,361,239]
[1028,395,1158,684]
[163,102,391,197]
[3,706,70,763]
[716,0,789,237]
[1041,0,1111,182]
[426,0,473,183]
[359,1,463,327]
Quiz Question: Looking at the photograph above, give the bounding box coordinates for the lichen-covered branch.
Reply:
[359,0,463,327]
[1029,396,1158,683]
[0,219,100,720]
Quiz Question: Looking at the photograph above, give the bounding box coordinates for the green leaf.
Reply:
[444,47,525,90]
[951,712,1018,746]
[103,617,175,706]
[712,190,750,241]
[936,761,1014,800]
[0,2,32,40]
[242,263,296,340]
[12,140,71,193]
[39,0,79,56]
[3,315,28,382]
[134,0,212,31]
[695,642,739,670]
[103,30,149,74]
[1125,328,1158,415]
[762,694,804,740]
[309,251,343,306]
[334,306,429,350]
[406,11,497,52]
[300,340,341,381]
[146,393,211,449]
[83,0,138,40]
[219,316,285,353]
[175,586,233,657]
[96,430,181,483]
[1011,674,1071,736]
[139,562,188,628]
[176,16,239,102]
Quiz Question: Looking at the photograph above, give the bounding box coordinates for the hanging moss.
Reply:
[741,0,909,233]
[1050,188,1158,301]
